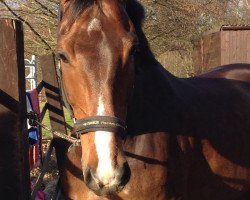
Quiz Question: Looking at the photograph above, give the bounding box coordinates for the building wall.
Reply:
[221,30,250,65]
[193,28,250,75]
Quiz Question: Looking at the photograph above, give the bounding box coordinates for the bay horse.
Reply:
[56,0,250,199]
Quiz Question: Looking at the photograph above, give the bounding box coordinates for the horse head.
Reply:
[56,0,138,196]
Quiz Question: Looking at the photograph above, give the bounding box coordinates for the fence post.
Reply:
[40,54,68,168]
[0,19,30,199]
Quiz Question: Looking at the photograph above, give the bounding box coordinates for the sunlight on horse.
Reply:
[56,0,250,199]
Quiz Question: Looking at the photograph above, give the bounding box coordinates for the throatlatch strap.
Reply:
[74,116,126,137]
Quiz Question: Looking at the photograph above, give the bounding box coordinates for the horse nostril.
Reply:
[120,162,131,186]
[98,181,105,189]
[83,167,92,184]
[84,167,99,184]
[82,163,130,196]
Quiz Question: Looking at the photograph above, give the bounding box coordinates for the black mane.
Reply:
[67,0,95,25]
[126,0,157,68]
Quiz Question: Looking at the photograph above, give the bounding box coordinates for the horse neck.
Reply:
[137,60,182,103]
[125,62,185,164]
[127,61,185,135]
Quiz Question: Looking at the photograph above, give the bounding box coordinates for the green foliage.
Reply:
[40,102,73,139]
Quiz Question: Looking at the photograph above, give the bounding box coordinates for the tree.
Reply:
[0,0,58,55]
[142,0,250,76]
[0,0,249,76]
[143,0,250,54]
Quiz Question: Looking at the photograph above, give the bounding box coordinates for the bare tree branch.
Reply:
[0,0,53,51]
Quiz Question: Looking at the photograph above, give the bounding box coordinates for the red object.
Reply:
[31,181,45,200]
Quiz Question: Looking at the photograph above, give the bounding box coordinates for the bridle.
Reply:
[56,63,127,139]
[57,6,127,139]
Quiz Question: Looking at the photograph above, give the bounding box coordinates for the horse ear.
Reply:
[60,0,71,13]
[60,0,71,4]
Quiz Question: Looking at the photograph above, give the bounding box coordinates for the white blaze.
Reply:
[97,96,105,115]
[89,18,116,184]
[87,18,102,33]
[95,96,115,185]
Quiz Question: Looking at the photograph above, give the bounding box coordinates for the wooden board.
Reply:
[193,32,221,74]
[193,28,250,74]
[0,19,30,199]
[221,30,250,64]
[202,32,221,71]
[40,54,69,169]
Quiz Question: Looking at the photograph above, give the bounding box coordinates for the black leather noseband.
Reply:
[74,116,126,138]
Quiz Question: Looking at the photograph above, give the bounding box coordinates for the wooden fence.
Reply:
[0,19,30,199]
[0,18,68,199]
[30,54,68,199]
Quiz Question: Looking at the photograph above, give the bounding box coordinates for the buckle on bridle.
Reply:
[26,111,39,127]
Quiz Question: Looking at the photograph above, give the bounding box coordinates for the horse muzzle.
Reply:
[83,162,131,196]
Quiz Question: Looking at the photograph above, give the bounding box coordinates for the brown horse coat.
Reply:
[58,62,250,200]
[56,0,250,199]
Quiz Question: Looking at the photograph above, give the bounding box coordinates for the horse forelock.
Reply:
[65,0,96,25]
[64,0,144,27]
[125,0,157,67]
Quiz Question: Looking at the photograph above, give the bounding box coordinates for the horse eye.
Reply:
[56,52,69,63]
[129,45,139,56]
